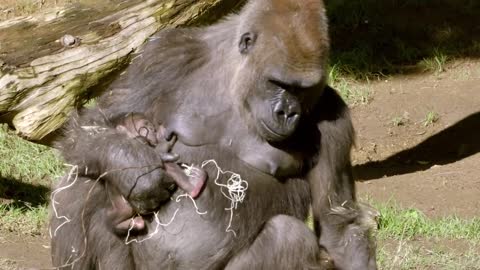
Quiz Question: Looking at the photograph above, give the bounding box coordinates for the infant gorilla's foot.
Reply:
[115,216,145,234]
[165,163,207,199]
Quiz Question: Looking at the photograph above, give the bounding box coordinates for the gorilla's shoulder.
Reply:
[142,28,207,60]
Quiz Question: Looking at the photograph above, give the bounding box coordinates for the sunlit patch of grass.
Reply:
[374,203,480,240]
[423,111,440,127]
[328,63,342,84]
[418,49,449,74]
[334,79,371,106]
[364,200,480,269]
[328,64,372,106]
[312,199,480,241]
[0,204,48,235]
[0,124,64,236]
[0,124,63,184]
[308,200,480,240]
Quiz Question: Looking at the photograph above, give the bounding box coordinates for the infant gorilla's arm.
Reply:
[108,113,207,234]
[115,113,207,198]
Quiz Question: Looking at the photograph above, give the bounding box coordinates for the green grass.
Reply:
[0,124,63,183]
[0,204,48,235]
[391,112,410,127]
[375,203,480,240]
[308,201,480,240]
[0,124,64,235]
[306,201,480,268]
[377,239,480,270]
[326,0,479,79]
[419,49,449,74]
[391,116,406,127]
[372,202,480,269]
[328,64,372,105]
[423,111,440,127]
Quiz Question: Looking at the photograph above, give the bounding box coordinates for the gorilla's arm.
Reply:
[57,108,173,212]
[55,29,208,212]
[308,86,377,270]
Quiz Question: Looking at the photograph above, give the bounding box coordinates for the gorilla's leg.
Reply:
[225,215,334,270]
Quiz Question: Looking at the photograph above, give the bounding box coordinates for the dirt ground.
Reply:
[353,59,480,219]
[0,60,479,269]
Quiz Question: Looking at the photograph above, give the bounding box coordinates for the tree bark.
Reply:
[0,0,244,141]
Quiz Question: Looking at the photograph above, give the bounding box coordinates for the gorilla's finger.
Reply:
[160,152,179,162]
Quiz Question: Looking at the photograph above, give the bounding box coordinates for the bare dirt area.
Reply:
[0,234,50,269]
[352,59,480,219]
[0,63,479,269]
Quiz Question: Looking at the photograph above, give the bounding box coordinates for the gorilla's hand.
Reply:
[155,128,208,199]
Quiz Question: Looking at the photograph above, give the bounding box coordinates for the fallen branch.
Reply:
[0,0,244,140]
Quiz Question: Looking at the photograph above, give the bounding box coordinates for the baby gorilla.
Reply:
[108,113,207,233]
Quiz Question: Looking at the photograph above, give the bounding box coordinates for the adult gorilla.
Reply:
[50,0,377,269]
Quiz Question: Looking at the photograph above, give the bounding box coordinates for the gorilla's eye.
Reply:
[239,32,257,54]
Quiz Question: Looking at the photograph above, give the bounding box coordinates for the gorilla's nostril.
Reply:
[273,103,286,117]
[287,114,300,126]
[274,105,299,122]
[273,100,300,122]
[287,112,298,118]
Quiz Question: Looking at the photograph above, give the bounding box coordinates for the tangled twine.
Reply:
[50,159,248,269]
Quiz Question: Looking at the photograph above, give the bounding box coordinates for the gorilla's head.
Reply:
[232,0,330,143]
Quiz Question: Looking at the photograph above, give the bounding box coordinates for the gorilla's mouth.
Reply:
[260,120,291,141]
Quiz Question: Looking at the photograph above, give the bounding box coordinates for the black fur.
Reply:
[50,0,377,269]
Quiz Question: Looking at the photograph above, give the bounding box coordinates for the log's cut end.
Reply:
[0,0,242,141]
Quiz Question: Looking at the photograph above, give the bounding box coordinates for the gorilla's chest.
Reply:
[164,112,307,179]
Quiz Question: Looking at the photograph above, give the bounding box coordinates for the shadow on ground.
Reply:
[354,112,480,181]
[327,0,480,76]
[0,177,50,208]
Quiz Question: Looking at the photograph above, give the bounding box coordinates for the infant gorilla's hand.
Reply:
[107,113,207,235]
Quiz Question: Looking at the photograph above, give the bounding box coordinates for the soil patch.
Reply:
[353,60,480,218]
[0,234,51,269]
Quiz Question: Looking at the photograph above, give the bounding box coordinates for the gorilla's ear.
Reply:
[239,32,257,54]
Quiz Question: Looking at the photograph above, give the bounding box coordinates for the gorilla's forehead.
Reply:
[251,1,329,62]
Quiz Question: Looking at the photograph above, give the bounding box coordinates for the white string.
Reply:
[53,160,246,247]
[181,163,204,180]
[125,182,208,245]
[49,164,78,238]
[198,159,248,236]
[125,209,179,245]
[175,193,207,215]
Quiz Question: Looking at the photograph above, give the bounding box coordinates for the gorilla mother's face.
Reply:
[237,1,330,143]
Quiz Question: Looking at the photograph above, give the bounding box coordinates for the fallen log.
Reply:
[0,0,243,140]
